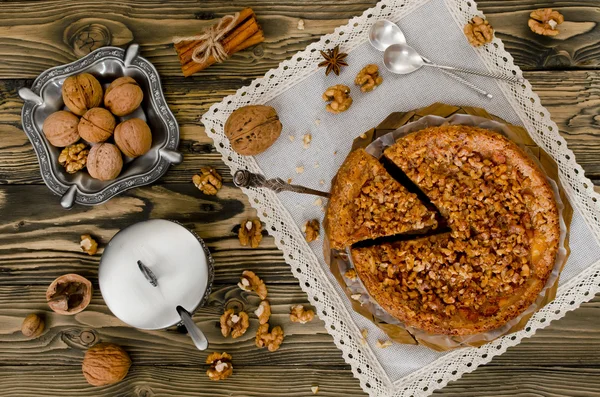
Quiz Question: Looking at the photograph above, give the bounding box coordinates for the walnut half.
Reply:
[193,167,222,195]
[220,309,250,338]
[255,323,284,352]
[238,270,268,300]
[289,305,315,324]
[355,64,383,92]
[529,8,564,36]
[323,85,352,114]
[238,218,262,248]
[254,300,271,324]
[206,352,233,381]
[464,17,494,47]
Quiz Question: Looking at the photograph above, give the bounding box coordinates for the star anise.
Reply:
[318,45,348,76]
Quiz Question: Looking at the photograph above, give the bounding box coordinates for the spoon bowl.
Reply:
[369,20,406,51]
[384,43,424,74]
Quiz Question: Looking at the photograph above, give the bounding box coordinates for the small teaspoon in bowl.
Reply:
[384,43,524,84]
[369,20,492,98]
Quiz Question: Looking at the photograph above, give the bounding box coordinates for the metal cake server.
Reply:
[233,170,330,198]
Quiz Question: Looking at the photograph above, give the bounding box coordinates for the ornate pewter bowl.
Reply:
[19,44,182,209]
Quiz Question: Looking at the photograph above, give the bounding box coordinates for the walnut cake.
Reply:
[329,125,560,335]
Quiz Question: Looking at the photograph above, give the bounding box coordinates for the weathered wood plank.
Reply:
[1,71,600,185]
[0,0,597,80]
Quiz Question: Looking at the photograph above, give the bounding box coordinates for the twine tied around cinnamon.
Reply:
[173,12,240,64]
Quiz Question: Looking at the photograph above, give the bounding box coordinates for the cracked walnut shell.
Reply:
[529,8,564,36]
[42,111,80,147]
[193,167,222,195]
[46,273,92,315]
[104,76,144,116]
[255,323,284,352]
[82,343,132,386]
[238,270,268,300]
[59,143,89,174]
[80,234,98,255]
[62,73,103,116]
[21,314,45,338]
[220,309,250,338]
[255,300,271,324]
[224,105,282,156]
[238,218,262,248]
[355,64,383,92]
[78,107,115,143]
[303,219,320,242]
[289,305,315,324]
[114,118,152,158]
[464,17,494,47]
[323,85,353,114]
[206,352,233,381]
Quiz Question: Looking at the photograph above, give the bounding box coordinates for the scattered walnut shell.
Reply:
[87,143,123,181]
[206,352,233,381]
[42,111,80,147]
[46,273,92,315]
[323,85,352,114]
[21,313,45,338]
[80,234,98,255]
[62,73,103,116]
[82,343,132,386]
[254,300,271,324]
[193,167,222,195]
[255,323,284,352]
[114,118,152,157]
[224,105,282,156]
[78,107,116,143]
[355,64,383,92]
[220,309,250,339]
[104,76,144,116]
[238,218,262,248]
[238,270,268,300]
[303,219,320,242]
[529,8,564,36]
[289,305,315,324]
[463,17,494,47]
[58,143,89,174]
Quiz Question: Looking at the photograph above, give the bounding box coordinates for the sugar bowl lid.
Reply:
[99,219,213,330]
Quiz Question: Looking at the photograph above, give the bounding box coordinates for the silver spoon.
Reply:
[369,20,492,98]
[385,43,523,83]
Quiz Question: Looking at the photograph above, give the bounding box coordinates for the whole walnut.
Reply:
[82,343,132,386]
[62,73,103,116]
[21,313,45,338]
[46,273,92,315]
[114,118,152,157]
[224,105,282,156]
[87,143,123,181]
[42,111,80,147]
[104,77,144,116]
[78,108,116,143]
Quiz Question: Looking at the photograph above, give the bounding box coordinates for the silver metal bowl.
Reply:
[19,44,182,209]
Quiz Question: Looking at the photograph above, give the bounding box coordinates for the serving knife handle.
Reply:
[233,170,330,198]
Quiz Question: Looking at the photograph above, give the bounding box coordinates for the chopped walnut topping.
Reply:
[302,219,320,242]
[206,352,233,381]
[311,386,319,394]
[344,269,357,281]
[59,143,89,174]
[255,300,271,324]
[529,8,564,36]
[303,134,312,149]
[238,270,268,300]
[355,64,383,92]
[289,305,315,324]
[80,234,98,255]
[193,167,222,195]
[220,309,250,338]
[255,323,284,352]
[464,17,494,47]
[376,340,393,349]
[238,218,262,248]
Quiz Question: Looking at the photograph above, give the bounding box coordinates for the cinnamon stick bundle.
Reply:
[174,8,264,77]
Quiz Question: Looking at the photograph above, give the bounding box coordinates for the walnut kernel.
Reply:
[529,8,564,36]
[80,234,98,255]
[59,143,89,174]
[193,167,222,195]
[255,323,284,352]
[238,270,268,300]
[220,309,250,339]
[21,314,45,338]
[464,17,494,47]
[206,352,233,381]
[289,305,315,324]
[323,85,353,114]
[255,300,271,324]
[238,218,262,248]
[302,219,320,242]
[355,64,383,92]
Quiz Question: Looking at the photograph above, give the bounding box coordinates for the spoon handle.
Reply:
[421,56,492,99]
[423,61,523,84]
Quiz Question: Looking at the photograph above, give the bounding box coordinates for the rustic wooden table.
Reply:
[0,1,598,396]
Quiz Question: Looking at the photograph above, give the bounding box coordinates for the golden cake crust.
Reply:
[324,149,437,250]
[349,125,560,335]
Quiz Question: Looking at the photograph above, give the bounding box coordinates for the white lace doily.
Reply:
[201,0,600,396]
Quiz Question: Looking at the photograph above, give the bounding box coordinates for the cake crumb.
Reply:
[314,198,323,207]
[298,19,305,30]
[303,133,312,149]
[376,340,393,349]
[314,162,320,168]
[319,179,325,185]
[288,135,295,142]
[315,119,321,126]
[295,166,304,174]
